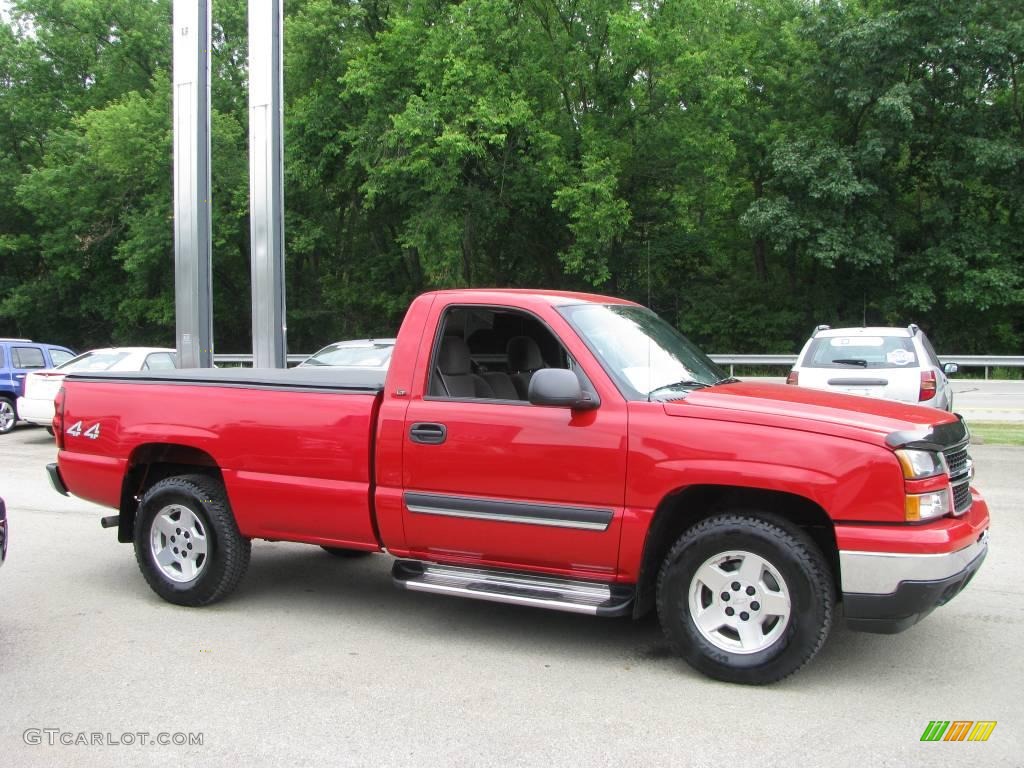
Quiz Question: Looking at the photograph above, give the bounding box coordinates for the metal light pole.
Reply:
[248,0,288,368]
[172,0,214,368]
[173,0,287,368]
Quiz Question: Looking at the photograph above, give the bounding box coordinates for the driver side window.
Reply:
[428,306,570,402]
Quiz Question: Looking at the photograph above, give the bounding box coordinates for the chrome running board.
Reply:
[391,560,633,617]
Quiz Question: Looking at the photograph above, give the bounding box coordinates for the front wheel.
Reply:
[657,512,835,684]
[134,474,251,606]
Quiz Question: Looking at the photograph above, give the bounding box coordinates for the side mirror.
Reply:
[528,369,598,410]
[943,362,959,375]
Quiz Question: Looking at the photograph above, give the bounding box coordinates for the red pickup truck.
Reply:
[47,290,989,684]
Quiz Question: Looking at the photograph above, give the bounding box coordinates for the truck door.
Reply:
[400,304,628,579]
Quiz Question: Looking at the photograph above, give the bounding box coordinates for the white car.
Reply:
[16,347,177,428]
[786,325,958,411]
[297,338,396,369]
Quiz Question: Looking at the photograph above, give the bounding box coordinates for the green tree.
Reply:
[1,0,1020,356]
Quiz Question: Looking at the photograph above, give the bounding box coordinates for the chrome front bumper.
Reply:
[839,529,989,595]
[839,530,989,634]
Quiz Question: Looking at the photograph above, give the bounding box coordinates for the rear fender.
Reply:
[117,443,221,543]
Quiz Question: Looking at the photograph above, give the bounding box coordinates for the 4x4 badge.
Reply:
[66,421,101,440]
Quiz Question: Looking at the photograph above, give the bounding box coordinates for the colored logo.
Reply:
[920,721,997,742]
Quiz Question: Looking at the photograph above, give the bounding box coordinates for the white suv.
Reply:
[787,325,958,411]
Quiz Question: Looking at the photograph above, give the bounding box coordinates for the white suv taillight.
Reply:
[53,386,65,449]
[918,370,937,402]
[786,371,799,386]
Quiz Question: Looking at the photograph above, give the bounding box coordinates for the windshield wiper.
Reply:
[647,380,710,400]
[831,358,868,367]
[715,376,741,385]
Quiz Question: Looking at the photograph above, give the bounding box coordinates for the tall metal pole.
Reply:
[172,0,214,368]
[249,0,288,368]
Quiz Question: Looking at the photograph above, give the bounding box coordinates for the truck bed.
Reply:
[58,366,386,549]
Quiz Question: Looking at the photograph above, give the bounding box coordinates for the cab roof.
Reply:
[426,288,640,307]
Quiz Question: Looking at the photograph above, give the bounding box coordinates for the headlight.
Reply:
[895,449,946,479]
[905,489,951,521]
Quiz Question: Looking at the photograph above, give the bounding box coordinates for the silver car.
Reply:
[787,325,958,411]
[298,339,396,369]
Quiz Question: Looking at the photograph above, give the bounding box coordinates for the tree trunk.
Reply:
[752,177,768,281]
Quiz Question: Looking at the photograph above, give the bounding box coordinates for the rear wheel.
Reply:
[657,512,834,684]
[0,398,16,435]
[134,474,251,606]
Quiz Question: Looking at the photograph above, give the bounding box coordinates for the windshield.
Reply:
[302,342,394,368]
[58,351,132,372]
[559,304,728,400]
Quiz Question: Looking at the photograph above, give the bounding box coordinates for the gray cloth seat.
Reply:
[507,336,546,399]
[431,337,494,398]
[481,371,520,400]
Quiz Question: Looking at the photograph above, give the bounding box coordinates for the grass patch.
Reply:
[968,422,1024,446]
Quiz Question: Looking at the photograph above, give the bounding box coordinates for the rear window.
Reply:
[804,336,919,369]
[60,351,132,371]
[304,344,393,368]
[144,352,176,370]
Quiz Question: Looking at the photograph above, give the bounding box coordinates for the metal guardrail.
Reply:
[213,352,1024,379]
[934,356,1024,380]
[214,354,308,365]
[710,355,797,371]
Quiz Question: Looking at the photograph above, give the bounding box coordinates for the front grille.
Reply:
[944,446,969,478]
[952,481,972,514]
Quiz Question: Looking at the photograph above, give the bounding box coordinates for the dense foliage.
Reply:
[1,0,1021,354]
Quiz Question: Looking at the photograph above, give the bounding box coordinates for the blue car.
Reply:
[0,338,75,435]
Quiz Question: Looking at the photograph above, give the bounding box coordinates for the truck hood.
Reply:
[663,381,963,449]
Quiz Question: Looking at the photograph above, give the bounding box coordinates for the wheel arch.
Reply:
[117,443,223,543]
[633,485,839,618]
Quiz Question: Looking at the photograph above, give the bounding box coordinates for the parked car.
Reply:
[0,496,7,567]
[0,338,75,434]
[786,325,958,411]
[298,338,396,369]
[17,347,176,430]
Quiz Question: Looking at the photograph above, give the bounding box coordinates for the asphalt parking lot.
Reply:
[951,379,1024,422]
[1,425,1020,767]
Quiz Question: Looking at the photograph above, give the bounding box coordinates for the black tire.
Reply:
[0,397,16,435]
[321,546,373,558]
[133,474,251,607]
[45,426,55,436]
[657,512,835,685]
